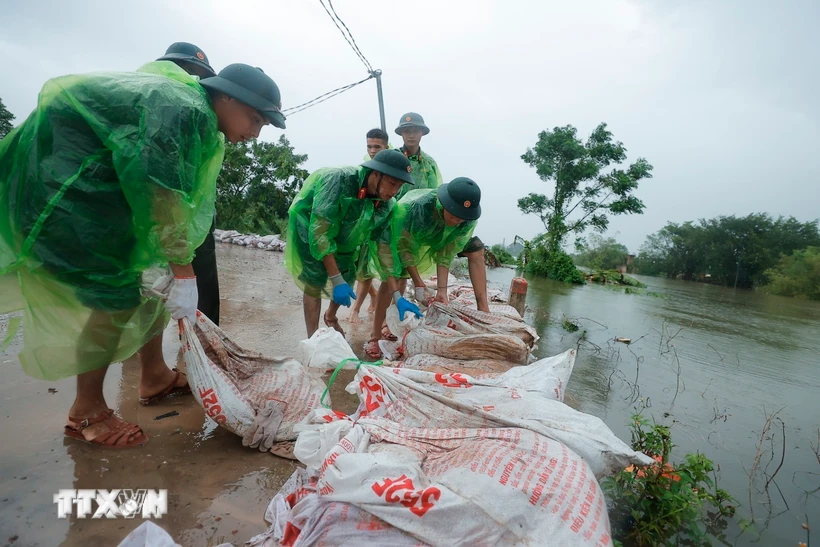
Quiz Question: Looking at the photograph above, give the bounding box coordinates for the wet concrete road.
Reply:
[0,243,368,547]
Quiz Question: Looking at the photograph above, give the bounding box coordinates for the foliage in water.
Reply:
[602,412,736,546]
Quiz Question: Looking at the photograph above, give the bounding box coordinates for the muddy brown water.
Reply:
[0,244,817,546]
[485,267,820,546]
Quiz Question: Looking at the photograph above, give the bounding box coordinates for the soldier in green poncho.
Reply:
[0,59,285,448]
[395,112,443,200]
[364,178,483,359]
[349,128,390,324]
[394,112,490,313]
[285,149,417,338]
[156,43,221,326]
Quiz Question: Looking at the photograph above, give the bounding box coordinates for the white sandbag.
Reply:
[258,234,278,245]
[386,306,529,364]
[249,467,428,547]
[400,354,520,378]
[424,302,538,347]
[296,418,614,546]
[346,353,653,478]
[180,314,328,444]
[117,522,180,547]
[296,328,357,371]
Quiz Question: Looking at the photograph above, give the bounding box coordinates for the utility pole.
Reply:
[371,69,386,132]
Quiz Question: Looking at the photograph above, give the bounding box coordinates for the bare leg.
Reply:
[349,279,373,323]
[323,300,345,336]
[68,309,144,444]
[138,331,185,398]
[370,282,393,341]
[465,250,490,312]
[303,293,322,338]
[367,282,379,313]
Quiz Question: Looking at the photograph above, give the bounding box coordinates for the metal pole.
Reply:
[372,69,386,132]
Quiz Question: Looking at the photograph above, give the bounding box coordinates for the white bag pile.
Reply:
[379,302,536,364]
[214,228,286,252]
[250,350,649,546]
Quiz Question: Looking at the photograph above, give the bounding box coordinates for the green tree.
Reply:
[0,97,15,139]
[216,136,308,235]
[574,234,630,270]
[635,214,820,287]
[518,123,653,257]
[762,247,820,300]
[490,244,516,265]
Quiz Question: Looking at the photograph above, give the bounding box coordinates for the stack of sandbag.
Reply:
[380,303,534,364]
[250,352,647,546]
[424,302,538,346]
[346,352,652,477]
[398,354,520,377]
[179,314,331,455]
[214,229,241,243]
[213,229,287,252]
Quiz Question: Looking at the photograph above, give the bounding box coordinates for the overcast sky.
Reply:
[2,0,817,252]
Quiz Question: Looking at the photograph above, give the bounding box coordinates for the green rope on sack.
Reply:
[320,357,384,408]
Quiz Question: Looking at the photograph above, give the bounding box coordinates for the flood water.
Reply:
[486,267,820,546]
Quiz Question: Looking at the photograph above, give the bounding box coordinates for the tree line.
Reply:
[634,214,820,289]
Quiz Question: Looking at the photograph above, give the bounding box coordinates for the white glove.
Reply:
[165,277,198,323]
[414,286,434,305]
[242,399,286,452]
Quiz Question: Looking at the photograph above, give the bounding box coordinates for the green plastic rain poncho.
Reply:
[286,166,395,297]
[395,147,442,201]
[373,188,476,280]
[0,61,224,380]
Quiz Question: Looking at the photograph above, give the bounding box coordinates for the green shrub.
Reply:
[602,413,736,546]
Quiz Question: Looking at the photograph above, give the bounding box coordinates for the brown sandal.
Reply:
[65,409,148,448]
[324,311,346,337]
[381,324,397,342]
[139,368,192,406]
[364,339,383,360]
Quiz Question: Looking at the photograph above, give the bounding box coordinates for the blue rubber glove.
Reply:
[393,291,423,320]
[330,274,356,307]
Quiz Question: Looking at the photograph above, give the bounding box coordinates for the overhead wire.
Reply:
[325,0,373,72]
[281,1,377,116]
[282,75,374,116]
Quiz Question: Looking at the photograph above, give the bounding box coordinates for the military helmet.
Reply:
[158,42,216,78]
[437,177,481,220]
[361,149,415,185]
[395,112,430,136]
[200,64,286,129]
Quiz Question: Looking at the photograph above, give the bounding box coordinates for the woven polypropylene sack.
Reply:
[180,314,327,442]
[347,355,654,478]
[295,418,615,546]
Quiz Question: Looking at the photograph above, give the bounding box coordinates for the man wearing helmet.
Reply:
[0,54,285,448]
[285,149,420,338]
[365,177,483,359]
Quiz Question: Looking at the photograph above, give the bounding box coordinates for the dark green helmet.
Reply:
[361,149,415,185]
[395,112,430,136]
[200,64,286,129]
[438,177,481,221]
[157,42,216,78]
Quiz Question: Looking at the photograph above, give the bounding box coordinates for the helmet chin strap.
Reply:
[369,172,384,199]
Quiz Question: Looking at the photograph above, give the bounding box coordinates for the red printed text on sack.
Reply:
[358,375,386,416]
[371,474,441,517]
[198,387,228,425]
[434,373,472,388]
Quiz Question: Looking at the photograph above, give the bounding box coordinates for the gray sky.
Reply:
[2,0,818,252]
